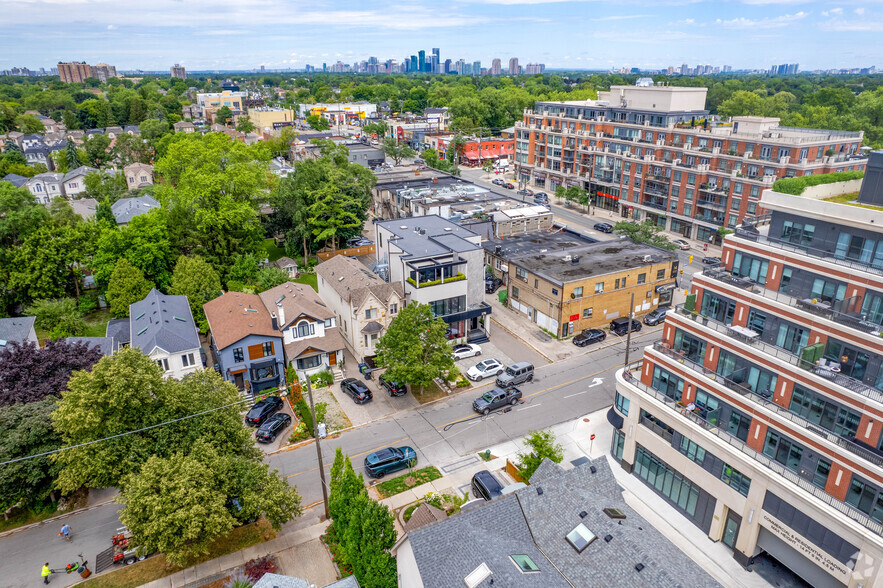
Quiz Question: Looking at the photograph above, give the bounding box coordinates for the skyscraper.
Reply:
[170,64,186,79]
[432,48,440,74]
[410,55,418,73]
[91,63,117,82]
[418,50,426,72]
[443,59,452,74]
[472,61,481,76]
[508,57,519,75]
[57,61,92,83]
[491,58,502,75]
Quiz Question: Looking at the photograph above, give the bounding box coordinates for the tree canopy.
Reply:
[613,221,678,250]
[375,303,455,391]
[516,429,564,480]
[0,340,103,407]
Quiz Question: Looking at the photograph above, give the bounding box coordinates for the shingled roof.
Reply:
[129,289,200,355]
[203,291,278,350]
[315,255,403,309]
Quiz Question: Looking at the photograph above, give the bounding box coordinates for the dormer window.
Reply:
[296,320,315,338]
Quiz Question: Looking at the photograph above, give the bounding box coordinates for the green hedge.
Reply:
[406,272,466,288]
[772,170,864,195]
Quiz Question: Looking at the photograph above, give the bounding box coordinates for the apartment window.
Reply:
[750,186,760,198]
[573,286,584,298]
[720,464,751,497]
[156,358,170,371]
[733,182,743,195]
[687,173,696,186]
[365,308,377,320]
[673,171,681,183]
[685,188,693,202]
[727,409,752,442]
[516,266,528,281]
[677,436,706,465]
[763,430,803,473]
[747,202,757,215]
[846,476,883,523]
[781,221,815,246]
[390,303,398,314]
[233,347,244,363]
[684,204,692,217]
[593,282,603,294]
[512,286,519,299]
[614,392,630,416]
[652,366,683,402]
[637,273,646,285]
[789,385,861,438]
[634,446,700,517]
[534,279,539,288]
[262,341,274,356]
[583,308,593,318]
[778,268,793,293]
[813,458,832,489]
[730,198,741,211]
[614,278,620,289]
[656,269,665,280]
[182,353,195,367]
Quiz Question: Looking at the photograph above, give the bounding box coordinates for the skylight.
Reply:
[137,327,148,335]
[135,312,145,320]
[604,508,626,520]
[464,562,492,588]
[566,523,597,553]
[510,555,539,573]
[173,316,186,322]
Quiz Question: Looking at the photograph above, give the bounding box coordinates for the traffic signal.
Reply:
[688,255,693,264]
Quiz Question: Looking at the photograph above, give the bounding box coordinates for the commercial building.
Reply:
[297,102,376,124]
[57,61,92,84]
[246,107,296,131]
[611,161,883,587]
[375,215,492,343]
[484,232,677,337]
[170,64,186,79]
[196,90,248,122]
[515,82,866,244]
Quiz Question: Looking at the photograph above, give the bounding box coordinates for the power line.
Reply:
[0,397,253,468]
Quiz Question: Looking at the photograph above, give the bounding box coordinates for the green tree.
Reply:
[516,429,564,481]
[82,133,113,167]
[48,199,80,228]
[64,141,81,170]
[93,209,173,291]
[85,170,128,204]
[106,258,154,318]
[227,252,261,286]
[169,255,222,332]
[375,303,454,393]
[308,184,362,251]
[235,116,256,133]
[381,137,415,166]
[15,114,45,134]
[254,267,290,292]
[481,159,494,176]
[25,298,86,339]
[0,183,49,248]
[112,132,153,166]
[362,121,388,138]
[215,106,233,126]
[139,118,170,142]
[613,221,677,250]
[343,493,397,588]
[306,113,330,130]
[118,440,301,566]
[0,398,62,512]
[717,90,765,118]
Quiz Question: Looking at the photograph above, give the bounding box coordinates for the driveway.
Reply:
[253,401,296,453]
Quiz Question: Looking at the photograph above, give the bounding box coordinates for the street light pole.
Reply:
[624,292,636,368]
[305,377,330,520]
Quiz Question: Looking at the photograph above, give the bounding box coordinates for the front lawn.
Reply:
[411,381,449,405]
[374,466,443,498]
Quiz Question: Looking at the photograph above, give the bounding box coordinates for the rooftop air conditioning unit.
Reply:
[643,255,652,262]
[564,254,572,262]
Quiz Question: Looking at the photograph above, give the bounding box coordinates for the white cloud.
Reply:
[106,24,116,29]
[821,7,843,17]
[855,7,866,15]
[716,11,808,28]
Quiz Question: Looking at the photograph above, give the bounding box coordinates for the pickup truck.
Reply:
[472,386,522,415]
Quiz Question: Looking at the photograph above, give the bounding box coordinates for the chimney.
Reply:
[271,312,278,330]
[275,295,285,327]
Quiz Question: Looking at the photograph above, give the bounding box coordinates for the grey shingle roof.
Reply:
[1,173,28,187]
[63,336,115,356]
[110,194,160,224]
[62,165,97,183]
[105,318,131,346]
[0,316,37,347]
[129,289,200,355]
[408,493,567,588]
[315,255,402,309]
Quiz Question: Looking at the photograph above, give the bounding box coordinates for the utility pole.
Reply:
[305,377,330,520]
[623,292,635,368]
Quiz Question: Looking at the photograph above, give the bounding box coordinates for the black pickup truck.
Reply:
[472,386,522,415]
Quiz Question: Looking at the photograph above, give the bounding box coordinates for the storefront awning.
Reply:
[607,406,624,430]
[656,283,677,294]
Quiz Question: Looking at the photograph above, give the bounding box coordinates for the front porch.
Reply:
[442,301,492,344]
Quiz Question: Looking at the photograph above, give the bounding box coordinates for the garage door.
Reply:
[756,528,846,588]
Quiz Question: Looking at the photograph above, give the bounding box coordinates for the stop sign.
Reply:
[590,434,596,441]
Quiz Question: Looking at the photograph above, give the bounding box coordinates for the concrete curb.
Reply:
[490,316,554,363]
[0,498,118,539]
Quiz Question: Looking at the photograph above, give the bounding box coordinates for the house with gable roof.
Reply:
[316,255,404,362]
[62,165,97,197]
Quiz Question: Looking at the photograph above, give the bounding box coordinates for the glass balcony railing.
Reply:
[619,367,883,535]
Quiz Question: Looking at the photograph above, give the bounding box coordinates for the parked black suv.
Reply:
[473,386,522,415]
[610,317,642,336]
[485,277,503,293]
[472,470,504,501]
[379,374,408,397]
[255,413,292,443]
[245,396,284,426]
[340,378,373,404]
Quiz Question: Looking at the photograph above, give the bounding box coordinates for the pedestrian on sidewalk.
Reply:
[42,563,52,584]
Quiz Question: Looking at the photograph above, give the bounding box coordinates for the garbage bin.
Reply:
[317,422,327,439]
[358,362,368,374]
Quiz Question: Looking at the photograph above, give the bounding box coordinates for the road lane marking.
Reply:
[563,391,589,398]
[517,404,541,411]
[284,436,409,479]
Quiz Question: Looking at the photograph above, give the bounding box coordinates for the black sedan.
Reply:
[572,329,606,347]
[245,396,284,426]
[379,374,408,397]
[341,378,373,404]
[702,257,721,266]
[255,413,292,443]
[593,222,614,233]
[503,182,514,189]
[485,277,503,293]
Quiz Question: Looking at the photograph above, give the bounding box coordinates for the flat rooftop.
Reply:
[484,232,675,284]
[377,215,480,259]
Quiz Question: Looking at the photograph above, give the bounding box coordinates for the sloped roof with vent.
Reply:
[129,289,201,355]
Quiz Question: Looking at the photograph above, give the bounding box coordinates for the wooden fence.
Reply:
[317,244,376,261]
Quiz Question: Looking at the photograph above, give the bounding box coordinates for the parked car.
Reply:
[379,374,408,397]
[593,222,614,233]
[364,446,417,478]
[492,178,505,186]
[244,396,284,426]
[702,257,721,266]
[572,329,606,347]
[503,182,514,189]
[496,362,534,388]
[255,413,292,443]
[610,317,643,336]
[643,306,670,326]
[485,277,503,293]
[472,471,504,501]
[453,343,482,360]
[672,239,691,250]
[466,358,505,381]
[340,378,373,404]
[473,386,523,414]
[516,189,534,198]
[533,193,550,206]
[346,236,373,247]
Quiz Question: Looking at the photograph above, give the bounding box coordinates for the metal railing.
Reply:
[696,199,727,211]
[651,336,883,469]
[671,303,883,405]
[735,216,883,278]
[619,368,883,535]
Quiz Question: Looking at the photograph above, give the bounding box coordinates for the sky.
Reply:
[0,0,881,72]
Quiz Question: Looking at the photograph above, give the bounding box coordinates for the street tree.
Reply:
[362,121,388,138]
[306,113,330,130]
[169,255,222,332]
[106,258,154,318]
[375,303,454,393]
[235,116,256,133]
[0,398,62,512]
[613,220,677,250]
[482,159,494,176]
[381,137,415,165]
[215,105,233,126]
[516,429,564,480]
[0,340,104,406]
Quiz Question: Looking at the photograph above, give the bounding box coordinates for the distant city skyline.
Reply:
[0,0,881,72]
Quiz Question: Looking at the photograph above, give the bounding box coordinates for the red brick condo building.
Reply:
[611,152,883,587]
[515,81,866,243]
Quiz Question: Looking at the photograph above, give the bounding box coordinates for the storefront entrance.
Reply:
[722,510,741,550]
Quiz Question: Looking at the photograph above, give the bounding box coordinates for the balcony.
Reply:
[695,199,727,212]
[643,187,668,198]
[619,367,883,535]
[736,215,883,278]
[694,213,725,225]
[642,200,667,211]
[671,303,883,406]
